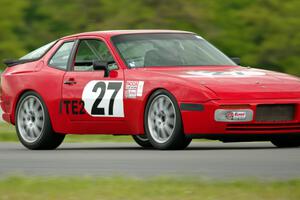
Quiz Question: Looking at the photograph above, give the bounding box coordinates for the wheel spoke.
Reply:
[25,126,32,137]
[150,111,156,120]
[158,128,163,139]
[155,101,160,113]
[33,99,39,110]
[163,126,171,137]
[169,113,175,119]
[36,124,42,131]
[22,108,27,115]
[167,102,172,110]
[24,101,30,113]
[162,97,167,107]
[36,119,43,129]
[158,97,164,111]
[29,98,34,110]
[31,127,37,137]
[33,126,40,137]
[160,128,167,138]
[167,122,174,129]
[38,116,44,121]
[36,110,44,119]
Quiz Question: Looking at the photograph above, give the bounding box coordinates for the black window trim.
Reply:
[67,39,80,71]
[69,38,118,72]
[47,39,77,71]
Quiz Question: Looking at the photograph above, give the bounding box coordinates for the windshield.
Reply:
[20,40,57,60]
[112,33,236,68]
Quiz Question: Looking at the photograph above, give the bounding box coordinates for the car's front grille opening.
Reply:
[255,104,295,122]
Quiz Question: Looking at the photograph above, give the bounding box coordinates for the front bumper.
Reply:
[180,98,300,135]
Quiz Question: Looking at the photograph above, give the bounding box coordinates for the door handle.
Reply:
[64,78,76,85]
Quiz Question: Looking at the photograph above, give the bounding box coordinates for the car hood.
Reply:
[144,66,300,100]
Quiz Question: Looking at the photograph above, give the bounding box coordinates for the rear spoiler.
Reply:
[4,59,37,67]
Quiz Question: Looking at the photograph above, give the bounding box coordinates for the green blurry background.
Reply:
[0,0,300,75]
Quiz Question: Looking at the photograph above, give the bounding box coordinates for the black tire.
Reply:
[271,136,300,148]
[144,89,192,150]
[132,134,153,148]
[15,91,65,150]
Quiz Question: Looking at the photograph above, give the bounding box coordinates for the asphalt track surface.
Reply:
[0,142,299,179]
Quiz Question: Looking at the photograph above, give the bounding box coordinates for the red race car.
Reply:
[1,30,300,150]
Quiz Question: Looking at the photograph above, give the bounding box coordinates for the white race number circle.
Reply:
[82,80,124,117]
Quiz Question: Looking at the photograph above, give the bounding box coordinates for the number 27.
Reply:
[91,82,122,115]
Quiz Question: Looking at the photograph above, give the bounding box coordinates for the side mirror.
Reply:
[231,57,241,65]
[93,61,109,77]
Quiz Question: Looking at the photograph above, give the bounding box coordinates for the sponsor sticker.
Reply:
[137,81,144,97]
[225,111,247,120]
[125,81,144,98]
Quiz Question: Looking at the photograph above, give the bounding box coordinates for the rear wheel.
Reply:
[271,136,300,148]
[15,91,65,150]
[132,134,153,148]
[145,89,191,150]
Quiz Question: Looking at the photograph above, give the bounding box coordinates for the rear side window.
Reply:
[49,41,74,70]
[20,40,57,60]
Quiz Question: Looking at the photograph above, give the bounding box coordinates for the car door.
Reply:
[61,37,125,132]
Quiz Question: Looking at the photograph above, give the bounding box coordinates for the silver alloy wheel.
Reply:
[147,94,176,143]
[17,95,45,143]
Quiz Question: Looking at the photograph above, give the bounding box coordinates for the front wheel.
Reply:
[15,91,65,150]
[145,89,191,150]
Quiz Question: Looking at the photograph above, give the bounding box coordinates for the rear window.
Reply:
[20,40,57,60]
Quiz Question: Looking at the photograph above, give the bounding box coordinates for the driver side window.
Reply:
[73,39,114,71]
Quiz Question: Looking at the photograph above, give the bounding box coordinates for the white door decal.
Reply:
[82,80,124,117]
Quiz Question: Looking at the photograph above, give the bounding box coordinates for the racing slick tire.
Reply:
[145,89,192,150]
[15,91,65,150]
[132,134,153,148]
[271,136,300,148]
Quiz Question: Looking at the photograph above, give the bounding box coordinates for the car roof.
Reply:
[61,30,195,40]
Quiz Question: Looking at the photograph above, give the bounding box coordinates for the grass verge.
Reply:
[0,122,17,141]
[0,176,299,200]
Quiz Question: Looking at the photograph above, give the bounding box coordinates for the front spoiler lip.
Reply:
[187,133,300,142]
